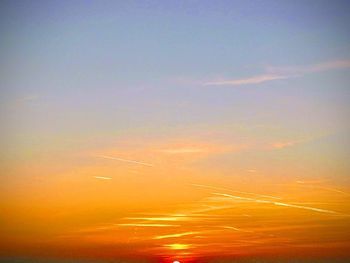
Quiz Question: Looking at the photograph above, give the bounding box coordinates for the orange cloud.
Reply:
[272,141,298,149]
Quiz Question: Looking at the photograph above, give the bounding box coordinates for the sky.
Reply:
[1,1,350,262]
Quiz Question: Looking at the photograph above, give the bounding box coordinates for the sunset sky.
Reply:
[1,1,350,262]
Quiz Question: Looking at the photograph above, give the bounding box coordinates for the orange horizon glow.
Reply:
[1,135,350,262]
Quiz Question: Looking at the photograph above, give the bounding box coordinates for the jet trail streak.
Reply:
[97,155,154,167]
[221,226,254,233]
[212,193,339,215]
[191,183,281,200]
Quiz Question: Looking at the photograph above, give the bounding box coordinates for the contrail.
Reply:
[297,181,350,196]
[93,176,112,180]
[220,226,254,233]
[97,155,154,167]
[273,202,337,214]
[212,192,339,215]
[191,183,282,200]
[212,192,253,202]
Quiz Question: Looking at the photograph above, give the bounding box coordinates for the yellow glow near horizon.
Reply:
[165,244,191,250]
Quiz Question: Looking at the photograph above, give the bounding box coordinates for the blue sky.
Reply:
[0,0,349,172]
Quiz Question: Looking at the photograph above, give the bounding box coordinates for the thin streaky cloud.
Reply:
[213,192,340,215]
[125,216,189,221]
[97,155,154,167]
[296,182,350,196]
[116,223,179,227]
[191,183,282,200]
[93,176,112,180]
[220,226,254,233]
[204,59,350,87]
[273,202,338,214]
[272,141,299,149]
[268,59,350,75]
[270,133,327,150]
[247,169,257,173]
[212,192,256,202]
[203,74,288,86]
[153,231,199,240]
[158,147,208,154]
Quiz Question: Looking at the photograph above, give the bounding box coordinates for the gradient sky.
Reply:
[1,1,350,262]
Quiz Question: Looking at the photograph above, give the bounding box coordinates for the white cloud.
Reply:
[203,74,288,86]
[204,59,350,86]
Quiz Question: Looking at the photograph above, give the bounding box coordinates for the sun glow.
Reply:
[165,244,191,250]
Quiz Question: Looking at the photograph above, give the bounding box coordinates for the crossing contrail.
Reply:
[212,192,339,215]
[191,183,282,200]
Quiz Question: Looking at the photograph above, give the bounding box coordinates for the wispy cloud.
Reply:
[116,223,179,227]
[204,59,350,86]
[158,147,208,154]
[191,183,282,200]
[96,155,154,167]
[220,226,254,233]
[271,141,299,149]
[267,59,350,75]
[125,216,188,222]
[247,169,257,173]
[212,192,340,215]
[163,243,192,250]
[296,181,350,196]
[93,176,112,180]
[203,74,288,86]
[270,133,327,150]
[153,231,199,240]
[273,201,338,214]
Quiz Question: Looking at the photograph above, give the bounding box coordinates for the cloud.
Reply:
[296,181,350,196]
[125,216,189,222]
[156,142,235,157]
[268,59,350,75]
[212,192,340,215]
[163,243,192,250]
[220,226,254,233]
[93,176,112,180]
[191,183,282,200]
[158,147,208,154]
[203,74,288,86]
[96,155,154,167]
[271,141,299,149]
[247,169,257,173]
[116,223,179,227]
[204,59,350,86]
[153,231,199,240]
